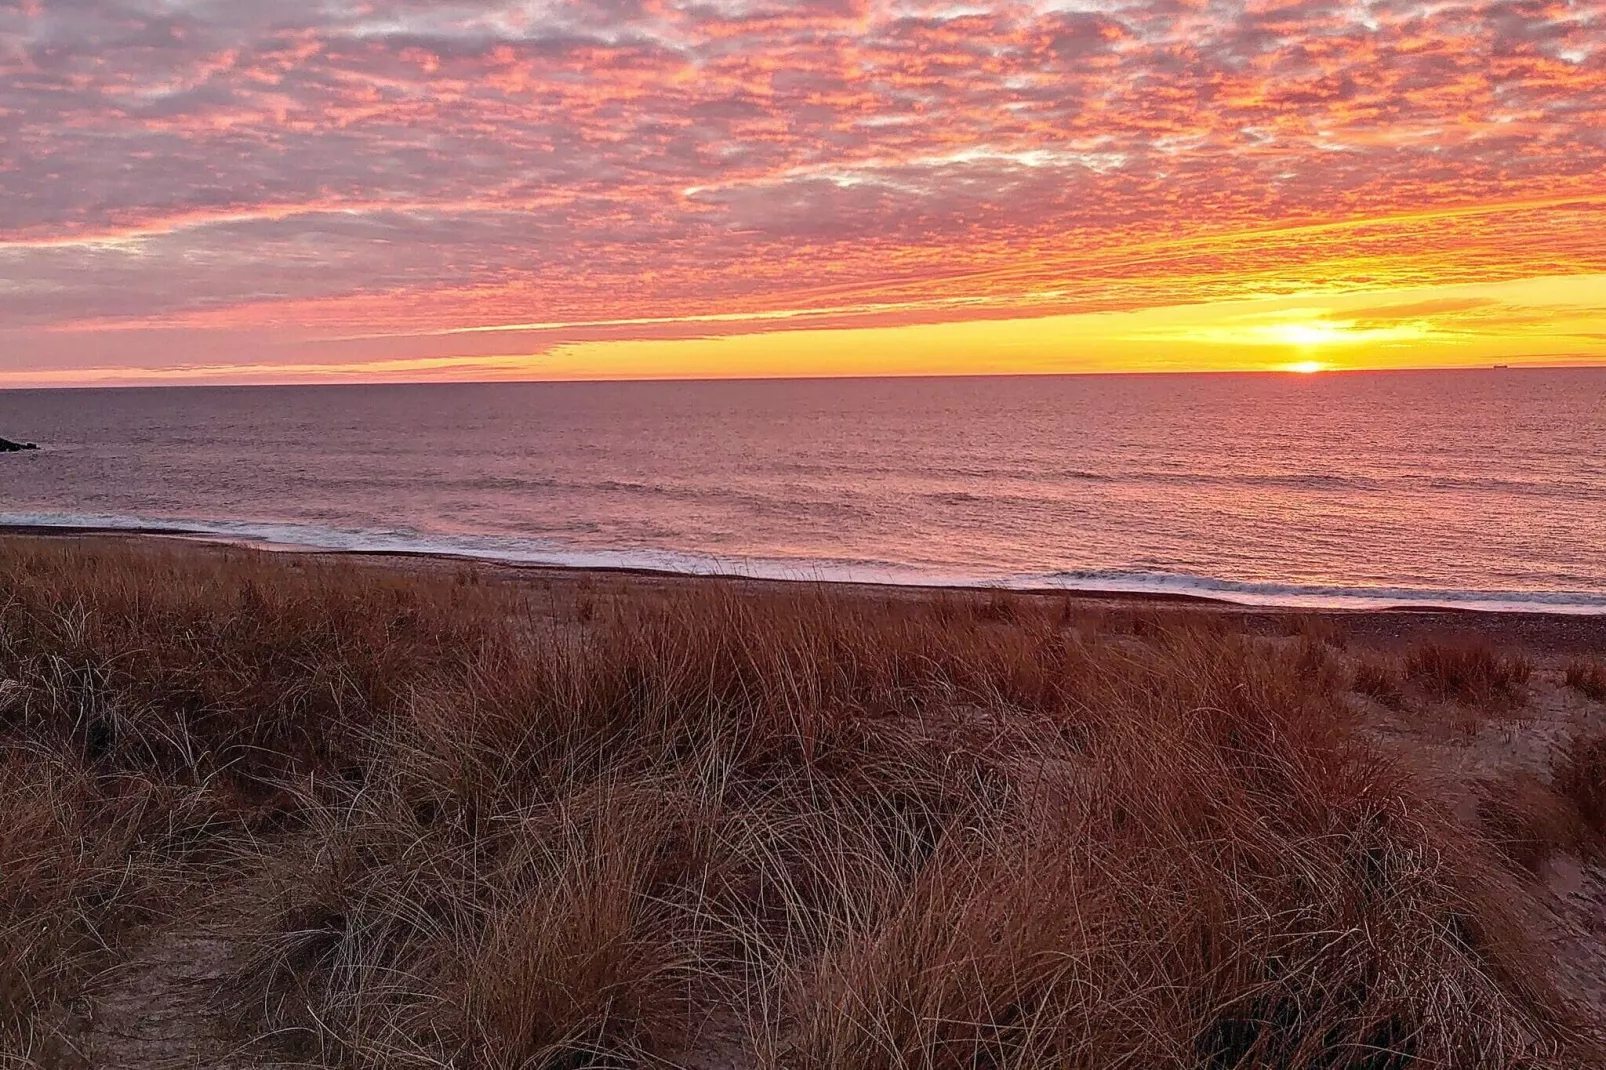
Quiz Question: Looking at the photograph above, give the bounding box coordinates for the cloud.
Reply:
[0,0,1603,375]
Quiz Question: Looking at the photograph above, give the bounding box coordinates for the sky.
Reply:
[1,0,1604,386]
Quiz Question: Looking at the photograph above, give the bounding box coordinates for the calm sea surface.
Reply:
[2,372,1604,611]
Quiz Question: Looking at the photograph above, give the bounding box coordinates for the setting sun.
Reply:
[1282,360,1329,374]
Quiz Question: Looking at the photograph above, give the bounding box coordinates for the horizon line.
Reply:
[3,360,1603,392]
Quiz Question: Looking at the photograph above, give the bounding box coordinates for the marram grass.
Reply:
[0,537,1595,1068]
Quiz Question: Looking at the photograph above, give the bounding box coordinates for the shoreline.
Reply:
[4,518,1606,616]
[0,522,1233,606]
[3,514,1606,613]
[8,526,1606,654]
[3,520,1601,614]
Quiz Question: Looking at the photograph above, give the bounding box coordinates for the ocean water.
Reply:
[1,372,1604,612]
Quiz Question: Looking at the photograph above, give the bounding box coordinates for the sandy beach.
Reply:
[11,524,1606,651]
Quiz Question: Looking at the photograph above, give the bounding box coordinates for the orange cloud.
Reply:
[0,0,1602,382]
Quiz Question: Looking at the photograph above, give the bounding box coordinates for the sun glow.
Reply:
[7,274,1606,388]
[1265,322,1353,348]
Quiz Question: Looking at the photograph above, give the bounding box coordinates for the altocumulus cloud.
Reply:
[0,0,1603,367]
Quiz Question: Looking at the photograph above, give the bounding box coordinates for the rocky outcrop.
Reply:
[0,437,39,452]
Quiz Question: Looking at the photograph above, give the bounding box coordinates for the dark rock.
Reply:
[0,437,39,452]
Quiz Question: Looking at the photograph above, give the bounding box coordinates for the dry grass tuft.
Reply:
[1285,613,1348,648]
[1565,659,1606,702]
[0,537,1597,1068]
[1352,654,1406,709]
[1406,638,1534,705]
[1554,731,1606,845]
[1477,772,1584,875]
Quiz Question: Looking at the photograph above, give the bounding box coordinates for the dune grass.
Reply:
[1567,659,1606,703]
[1405,639,1534,706]
[0,537,1596,1068]
[1555,731,1606,846]
[1351,654,1406,710]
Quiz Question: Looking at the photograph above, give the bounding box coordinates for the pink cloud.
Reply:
[0,0,1602,371]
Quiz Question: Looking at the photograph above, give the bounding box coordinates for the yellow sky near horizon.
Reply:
[530,274,1606,382]
[7,273,1602,388]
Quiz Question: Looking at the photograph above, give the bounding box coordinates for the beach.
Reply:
[12,524,1606,649]
[2,530,1603,1068]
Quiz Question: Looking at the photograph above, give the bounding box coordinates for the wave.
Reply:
[441,466,1597,505]
[0,511,926,584]
[3,512,1603,616]
[1015,569,1606,614]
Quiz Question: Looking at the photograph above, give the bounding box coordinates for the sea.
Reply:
[2,371,1603,613]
